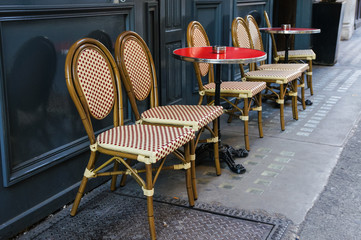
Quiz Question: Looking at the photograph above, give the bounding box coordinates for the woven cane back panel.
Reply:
[248,18,263,51]
[192,26,210,77]
[123,39,152,101]
[76,48,114,119]
[235,21,251,48]
[97,124,195,163]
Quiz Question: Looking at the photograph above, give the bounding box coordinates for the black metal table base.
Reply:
[297,96,313,106]
[196,143,248,174]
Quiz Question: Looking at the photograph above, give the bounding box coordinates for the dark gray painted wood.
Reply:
[159,0,187,105]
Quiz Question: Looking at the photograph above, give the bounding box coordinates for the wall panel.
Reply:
[0,3,134,238]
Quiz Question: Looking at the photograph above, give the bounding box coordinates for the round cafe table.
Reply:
[260,27,320,63]
[173,46,266,173]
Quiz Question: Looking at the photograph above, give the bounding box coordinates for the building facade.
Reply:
[0,0,316,238]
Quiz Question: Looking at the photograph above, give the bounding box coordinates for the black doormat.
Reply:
[18,184,294,240]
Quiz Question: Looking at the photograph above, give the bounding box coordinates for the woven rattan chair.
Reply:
[187,21,266,151]
[231,17,302,131]
[65,38,196,240]
[263,11,315,95]
[238,16,308,110]
[115,31,224,199]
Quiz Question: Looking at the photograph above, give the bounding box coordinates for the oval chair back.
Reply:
[231,17,255,72]
[65,38,122,144]
[186,21,215,104]
[263,11,280,62]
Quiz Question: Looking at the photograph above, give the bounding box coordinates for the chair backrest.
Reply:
[263,11,280,61]
[231,17,254,74]
[65,38,122,144]
[246,15,264,52]
[232,17,253,49]
[115,31,158,121]
[186,21,214,88]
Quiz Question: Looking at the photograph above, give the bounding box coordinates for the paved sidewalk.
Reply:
[14,28,361,240]
[297,29,361,239]
[298,117,361,239]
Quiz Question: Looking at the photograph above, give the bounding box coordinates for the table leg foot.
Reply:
[220,145,247,174]
[196,143,247,174]
[305,99,313,106]
[297,96,313,106]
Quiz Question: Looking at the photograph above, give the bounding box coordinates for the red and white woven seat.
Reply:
[141,105,223,131]
[245,70,302,84]
[203,81,266,97]
[277,49,316,60]
[258,63,309,72]
[97,124,195,163]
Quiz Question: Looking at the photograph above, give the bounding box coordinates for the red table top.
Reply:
[173,46,267,64]
[260,27,321,34]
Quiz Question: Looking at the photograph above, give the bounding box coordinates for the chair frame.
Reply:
[264,11,315,95]
[233,16,300,130]
[115,31,223,201]
[187,21,264,151]
[246,15,308,110]
[65,38,194,240]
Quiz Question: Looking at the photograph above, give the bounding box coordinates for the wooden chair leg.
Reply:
[257,93,264,138]
[145,163,156,240]
[197,95,204,105]
[119,158,132,187]
[184,143,195,207]
[308,60,313,95]
[300,73,306,110]
[279,84,285,131]
[71,176,89,217]
[110,161,119,191]
[243,98,250,151]
[71,151,98,216]
[292,80,298,120]
[227,98,239,123]
[190,139,198,200]
[213,118,221,176]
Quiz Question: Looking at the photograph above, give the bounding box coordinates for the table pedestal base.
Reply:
[298,97,313,106]
[196,143,247,174]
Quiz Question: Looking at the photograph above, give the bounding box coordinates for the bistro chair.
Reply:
[242,15,308,110]
[115,31,224,199]
[65,38,196,240]
[187,21,266,151]
[232,17,302,131]
[264,11,316,95]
